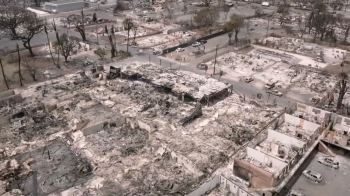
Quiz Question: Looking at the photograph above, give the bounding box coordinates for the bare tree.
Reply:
[33,0,41,7]
[123,18,134,53]
[53,34,81,62]
[18,12,44,56]
[105,25,109,35]
[223,5,230,22]
[201,0,212,7]
[67,9,86,41]
[255,8,263,17]
[0,5,44,56]
[163,0,174,19]
[0,4,26,38]
[297,17,307,38]
[44,25,58,68]
[245,19,251,34]
[193,8,219,28]
[312,12,334,41]
[0,58,9,89]
[52,20,61,67]
[337,71,349,109]
[182,4,188,14]
[108,35,116,58]
[340,18,350,44]
[223,14,244,46]
[16,43,23,86]
[94,47,107,60]
[132,26,138,43]
[24,59,38,81]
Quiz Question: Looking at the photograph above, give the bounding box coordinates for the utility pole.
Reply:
[96,22,99,45]
[0,59,9,89]
[32,171,38,196]
[213,44,219,75]
[266,17,270,38]
[16,43,23,86]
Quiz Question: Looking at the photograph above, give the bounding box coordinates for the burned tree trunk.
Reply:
[0,59,9,89]
[108,35,116,58]
[180,103,202,126]
[16,43,23,86]
[337,79,348,109]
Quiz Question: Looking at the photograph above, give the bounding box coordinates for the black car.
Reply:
[199,40,207,44]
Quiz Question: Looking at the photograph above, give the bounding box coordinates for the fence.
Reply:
[162,31,227,55]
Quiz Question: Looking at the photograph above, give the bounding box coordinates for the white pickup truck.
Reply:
[267,89,283,97]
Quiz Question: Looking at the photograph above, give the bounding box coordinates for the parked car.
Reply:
[197,63,208,70]
[318,157,339,169]
[245,77,254,83]
[175,48,184,52]
[302,170,322,183]
[199,39,207,44]
[192,42,201,47]
[288,190,305,196]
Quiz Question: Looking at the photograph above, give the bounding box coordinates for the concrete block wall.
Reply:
[171,151,204,178]
[296,103,330,121]
[246,147,287,170]
[187,175,220,196]
[81,122,107,136]
[221,176,253,196]
[267,129,305,148]
[234,158,279,188]
[0,94,24,106]
[187,175,254,196]
[0,90,15,99]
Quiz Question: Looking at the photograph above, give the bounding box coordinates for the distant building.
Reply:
[43,0,86,13]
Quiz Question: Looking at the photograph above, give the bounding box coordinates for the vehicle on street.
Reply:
[245,77,254,83]
[175,48,184,52]
[317,157,339,169]
[192,42,201,47]
[267,89,283,97]
[197,63,208,70]
[265,82,277,89]
[288,190,305,196]
[199,39,207,44]
[302,170,322,183]
[262,1,270,6]
[310,97,320,104]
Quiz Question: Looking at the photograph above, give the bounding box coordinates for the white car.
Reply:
[175,48,184,52]
[245,77,254,83]
[272,89,283,97]
[317,157,339,169]
[302,170,322,183]
[192,42,201,47]
[288,190,305,196]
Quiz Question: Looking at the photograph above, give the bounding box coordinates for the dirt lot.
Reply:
[0,47,99,92]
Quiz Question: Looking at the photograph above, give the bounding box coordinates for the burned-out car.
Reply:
[302,170,322,183]
[317,157,339,169]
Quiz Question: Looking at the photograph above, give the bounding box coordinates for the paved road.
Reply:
[0,3,306,108]
[292,152,350,196]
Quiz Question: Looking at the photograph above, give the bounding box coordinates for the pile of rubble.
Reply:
[120,62,229,101]
[206,50,278,78]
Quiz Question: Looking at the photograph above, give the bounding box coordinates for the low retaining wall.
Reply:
[162,31,227,55]
[187,175,220,196]
[0,94,24,106]
[187,175,254,196]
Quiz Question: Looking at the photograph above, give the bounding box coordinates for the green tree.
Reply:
[193,8,219,28]
[54,34,80,62]
[223,15,244,46]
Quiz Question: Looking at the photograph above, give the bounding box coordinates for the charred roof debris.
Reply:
[0,61,282,195]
